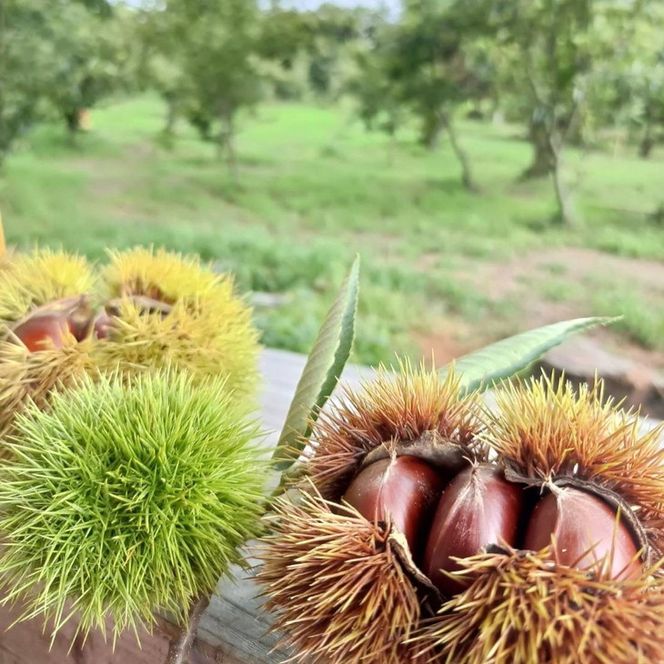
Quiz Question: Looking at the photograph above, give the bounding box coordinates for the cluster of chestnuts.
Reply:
[0,246,259,437]
[259,365,664,664]
[10,294,120,350]
[343,455,641,598]
[10,292,171,350]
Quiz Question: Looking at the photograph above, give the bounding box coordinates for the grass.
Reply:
[1,94,663,365]
[591,281,664,351]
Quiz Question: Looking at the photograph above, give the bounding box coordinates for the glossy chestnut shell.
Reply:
[12,313,71,352]
[523,486,642,580]
[339,447,645,599]
[423,465,525,594]
[343,455,446,554]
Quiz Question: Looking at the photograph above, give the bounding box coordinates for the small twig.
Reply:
[165,594,211,664]
[270,462,307,500]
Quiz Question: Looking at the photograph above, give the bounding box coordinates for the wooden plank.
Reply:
[0,348,372,664]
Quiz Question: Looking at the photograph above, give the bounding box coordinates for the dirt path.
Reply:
[463,247,664,301]
[417,246,664,369]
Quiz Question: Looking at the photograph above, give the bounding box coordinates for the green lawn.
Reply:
[1,95,663,366]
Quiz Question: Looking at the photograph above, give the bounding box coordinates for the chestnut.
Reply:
[66,305,94,341]
[92,311,117,340]
[423,465,524,595]
[523,486,642,580]
[342,455,445,554]
[12,313,71,352]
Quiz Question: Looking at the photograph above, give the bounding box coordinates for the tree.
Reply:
[349,47,405,141]
[183,0,261,172]
[346,9,402,139]
[254,7,314,101]
[140,0,262,172]
[352,0,491,192]
[134,0,193,138]
[491,0,602,225]
[0,0,123,163]
[0,1,54,164]
[305,4,369,99]
[494,0,596,178]
[590,1,664,159]
[257,7,313,70]
[256,4,382,103]
[43,3,129,135]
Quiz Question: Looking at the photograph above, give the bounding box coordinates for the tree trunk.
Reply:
[64,109,83,146]
[550,142,577,227]
[652,203,664,226]
[197,119,213,142]
[64,110,81,133]
[444,115,479,193]
[218,108,238,179]
[163,99,177,138]
[387,130,397,166]
[420,113,445,150]
[566,121,586,148]
[522,116,554,179]
[639,118,654,159]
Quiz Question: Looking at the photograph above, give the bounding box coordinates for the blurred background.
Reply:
[0,0,662,380]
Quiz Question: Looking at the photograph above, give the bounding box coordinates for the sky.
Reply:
[279,0,400,9]
[272,0,402,20]
[124,0,402,13]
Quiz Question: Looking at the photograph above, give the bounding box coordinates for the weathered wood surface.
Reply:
[0,348,371,664]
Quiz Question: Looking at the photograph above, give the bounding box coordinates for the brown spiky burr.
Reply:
[473,376,661,592]
[412,549,664,664]
[259,363,482,663]
[258,367,664,664]
[485,374,664,557]
[308,361,483,499]
[259,490,425,664]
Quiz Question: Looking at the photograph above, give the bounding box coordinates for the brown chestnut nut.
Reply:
[523,486,642,580]
[423,465,524,595]
[65,303,94,341]
[12,313,71,352]
[342,456,445,554]
[92,311,117,340]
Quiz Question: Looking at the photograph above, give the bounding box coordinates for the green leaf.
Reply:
[444,316,616,393]
[272,256,360,471]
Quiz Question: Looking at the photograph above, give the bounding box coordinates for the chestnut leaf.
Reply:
[444,316,617,393]
[272,256,360,471]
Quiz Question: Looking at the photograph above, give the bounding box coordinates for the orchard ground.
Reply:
[1,95,663,367]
